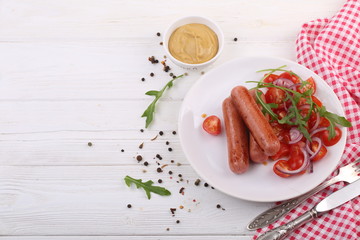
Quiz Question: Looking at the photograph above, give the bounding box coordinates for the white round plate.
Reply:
[178,56,347,202]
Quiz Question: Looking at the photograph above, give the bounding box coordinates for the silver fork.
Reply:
[247,158,360,230]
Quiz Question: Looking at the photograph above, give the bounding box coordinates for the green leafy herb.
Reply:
[318,106,352,139]
[124,175,171,199]
[248,66,352,141]
[142,74,184,128]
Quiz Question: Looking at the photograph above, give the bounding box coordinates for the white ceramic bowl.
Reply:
[163,16,224,70]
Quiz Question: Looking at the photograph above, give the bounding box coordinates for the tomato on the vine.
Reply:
[202,115,221,136]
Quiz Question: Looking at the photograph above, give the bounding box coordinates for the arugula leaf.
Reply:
[249,66,352,141]
[142,74,184,128]
[255,90,278,120]
[124,175,171,199]
[318,106,352,139]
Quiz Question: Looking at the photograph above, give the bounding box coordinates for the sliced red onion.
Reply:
[306,137,322,159]
[273,78,294,88]
[274,148,310,175]
[289,127,303,144]
[289,83,300,91]
[310,127,327,137]
[298,104,311,111]
[309,112,320,132]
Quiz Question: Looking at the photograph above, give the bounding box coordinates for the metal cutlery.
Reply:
[256,178,360,240]
[248,158,360,230]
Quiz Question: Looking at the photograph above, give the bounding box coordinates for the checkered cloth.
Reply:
[254,0,360,239]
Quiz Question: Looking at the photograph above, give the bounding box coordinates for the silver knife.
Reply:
[256,179,360,240]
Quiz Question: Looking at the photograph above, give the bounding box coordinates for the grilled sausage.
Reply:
[248,89,269,163]
[222,97,249,174]
[231,86,280,156]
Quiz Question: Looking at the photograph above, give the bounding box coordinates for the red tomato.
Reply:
[320,126,342,146]
[287,144,305,170]
[271,142,290,160]
[273,160,292,178]
[265,88,286,108]
[279,71,300,84]
[263,74,279,83]
[274,109,287,120]
[202,115,221,136]
[311,96,322,107]
[297,77,316,95]
[311,141,327,162]
[307,111,319,130]
[319,117,330,127]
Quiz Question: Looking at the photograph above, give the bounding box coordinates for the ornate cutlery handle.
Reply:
[256,208,318,240]
[247,177,337,230]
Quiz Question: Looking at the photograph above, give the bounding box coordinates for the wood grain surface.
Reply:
[0,0,346,239]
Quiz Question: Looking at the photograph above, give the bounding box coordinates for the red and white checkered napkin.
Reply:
[254,1,360,239]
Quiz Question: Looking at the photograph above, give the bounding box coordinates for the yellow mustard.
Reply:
[168,23,219,64]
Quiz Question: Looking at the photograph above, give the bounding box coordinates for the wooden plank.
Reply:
[0,236,251,240]
[0,165,272,236]
[0,41,295,101]
[0,0,345,41]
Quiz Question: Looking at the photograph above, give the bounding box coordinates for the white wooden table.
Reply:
[0,0,347,239]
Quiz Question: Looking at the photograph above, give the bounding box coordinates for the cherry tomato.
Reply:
[311,95,322,107]
[273,160,292,178]
[263,74,279,83]
[297,77,316,95]
[202,115,221,135]
[274,109,287,120]
[279,71,300,84]
[320,126,342,146]
[318,117,330,127]
[287,144,305,170]
[265,88,286,108]
[311,141,327,162]
[307,111,319,130]
[271,142,290,160]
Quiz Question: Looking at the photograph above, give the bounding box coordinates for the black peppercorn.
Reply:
[87,142,92,147]
[127,204,132,208]
[141,78,145,82]
[234,37,238,41]
[204,182,209,187]
[144,161,149,166]
[159,131,164,136]
[172,131,177,135]
[168,147,172,152]
[168,171,173,175]
[216,204,221,209]
[157,167,163,173]
[158,179,163,183]
[194,179,201,186]
[150,72,154,77]
[157,32,161,36]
